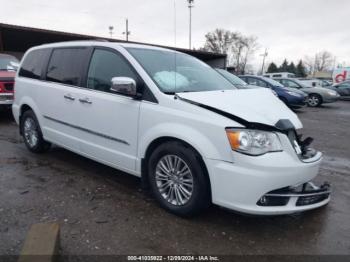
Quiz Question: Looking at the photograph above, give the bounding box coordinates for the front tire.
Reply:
[20,110,51,153]
[308,94,322,107]
[148,141,211,217]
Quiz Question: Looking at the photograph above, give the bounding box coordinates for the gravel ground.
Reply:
[0,101,349,258]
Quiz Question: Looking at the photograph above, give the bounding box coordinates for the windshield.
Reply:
[262,77,285,87]
[0,54,19,71]
[127,48,236,93]
[215,69,247,86]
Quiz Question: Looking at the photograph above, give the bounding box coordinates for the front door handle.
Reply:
[79,97,92,104]
[64,94,75,101]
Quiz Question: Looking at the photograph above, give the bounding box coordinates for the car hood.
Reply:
[283,87,307,96]
[302,86,337,94]
[177,89,302,129]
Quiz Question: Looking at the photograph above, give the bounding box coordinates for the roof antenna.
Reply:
[174,0,177,95]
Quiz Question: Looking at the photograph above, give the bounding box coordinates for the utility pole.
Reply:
[123,18,131,41]
[108,26,114,38]
[187,0,194,49]
[260,48,268,75]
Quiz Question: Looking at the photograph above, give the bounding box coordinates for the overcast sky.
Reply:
[1,0,349,70]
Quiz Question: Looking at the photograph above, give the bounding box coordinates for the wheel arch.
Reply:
[19,104,34,135]
[140,136,212,201]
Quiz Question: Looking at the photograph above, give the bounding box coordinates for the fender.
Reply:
[17,96,43,128]
[138,122,232,167]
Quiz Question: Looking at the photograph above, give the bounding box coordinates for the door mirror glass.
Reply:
[110,77,137,96]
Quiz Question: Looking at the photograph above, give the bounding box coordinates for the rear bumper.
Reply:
[0,93,14,105]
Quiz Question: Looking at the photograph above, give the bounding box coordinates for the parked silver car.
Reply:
[274,78,340,107]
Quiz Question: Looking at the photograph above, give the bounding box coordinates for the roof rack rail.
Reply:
[91,38,110,42]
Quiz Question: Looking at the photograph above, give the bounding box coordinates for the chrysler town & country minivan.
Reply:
[12,41,331,216]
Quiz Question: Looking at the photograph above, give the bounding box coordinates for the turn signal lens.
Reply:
[226,130,241,149]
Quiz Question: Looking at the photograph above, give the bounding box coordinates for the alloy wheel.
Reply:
[155,155,194,206]
[308,95,320,107]
[23,117,39,148]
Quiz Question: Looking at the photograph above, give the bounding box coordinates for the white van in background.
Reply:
[264,72,296,78]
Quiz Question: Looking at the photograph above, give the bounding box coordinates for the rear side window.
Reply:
[46,48,87,86]
[19,49,50,79]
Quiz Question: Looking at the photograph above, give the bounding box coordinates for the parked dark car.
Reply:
[239,75,307,108]
[216,69,279,97]
[215,69,260,89]
[328,81,350,100]
[274,78,339,107]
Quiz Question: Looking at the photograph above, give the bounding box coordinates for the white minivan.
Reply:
[13,41,331,216]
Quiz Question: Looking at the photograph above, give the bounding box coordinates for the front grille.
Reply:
[4,83,14,92]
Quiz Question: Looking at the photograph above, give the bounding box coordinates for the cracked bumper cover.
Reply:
[206,132,330,215]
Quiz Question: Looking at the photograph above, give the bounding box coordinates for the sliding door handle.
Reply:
[79,97,92,104]
[64,94,75,101]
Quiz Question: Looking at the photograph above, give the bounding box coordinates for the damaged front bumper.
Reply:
[208,129,331,215]
[257,181,331,207]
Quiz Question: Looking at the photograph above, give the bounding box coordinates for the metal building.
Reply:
[0,23,226,68]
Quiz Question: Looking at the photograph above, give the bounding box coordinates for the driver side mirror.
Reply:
[110,77,140,98]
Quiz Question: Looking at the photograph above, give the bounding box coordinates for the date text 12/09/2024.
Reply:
[127,255,220,261]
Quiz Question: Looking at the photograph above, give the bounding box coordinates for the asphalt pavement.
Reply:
[0,102,349,257]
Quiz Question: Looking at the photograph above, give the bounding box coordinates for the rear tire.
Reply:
[20,110,51,153]
[148,141,211,217]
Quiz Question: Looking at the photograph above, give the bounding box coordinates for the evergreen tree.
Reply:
[296,60,307,77]
[288,62,297,74]
[279,59,289,72]
[267,62,278,73]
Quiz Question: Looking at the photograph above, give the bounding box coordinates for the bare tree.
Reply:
[237,36,259,74]
[201,29,259,74]
[304,51,334,74]
[315,51,333,71]
[202,29,239,54]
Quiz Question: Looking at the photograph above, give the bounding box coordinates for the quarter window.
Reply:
[46,48,87,86]
[87,49,138,93]
[19,49,50,79]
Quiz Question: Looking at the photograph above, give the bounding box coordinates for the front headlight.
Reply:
[225,129,283,156]
[327,91,337,96]
[286,91,301,97]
